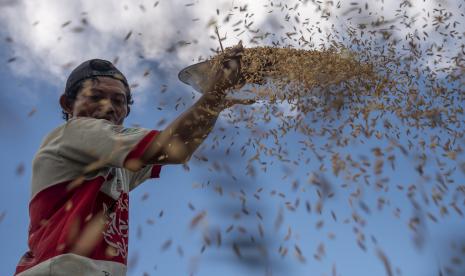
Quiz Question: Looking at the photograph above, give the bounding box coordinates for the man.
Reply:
[16,43,251,275]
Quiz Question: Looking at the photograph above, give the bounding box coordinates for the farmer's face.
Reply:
[69,77,129,125]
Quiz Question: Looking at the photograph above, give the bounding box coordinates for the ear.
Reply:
[59,94,73,117]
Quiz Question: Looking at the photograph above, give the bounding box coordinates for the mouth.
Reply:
[95,115,115,123]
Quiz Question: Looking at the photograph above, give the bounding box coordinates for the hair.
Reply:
[61,77,134,121]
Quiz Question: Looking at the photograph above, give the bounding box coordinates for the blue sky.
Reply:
[1,0,464,275]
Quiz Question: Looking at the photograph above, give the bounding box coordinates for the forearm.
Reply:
[140,92,226,165]
[125,42,244,170]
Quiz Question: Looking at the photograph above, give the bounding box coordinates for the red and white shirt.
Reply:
[15,117,163,276]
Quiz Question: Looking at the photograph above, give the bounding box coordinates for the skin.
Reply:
[60,77,128,125]
[60,42,253,170]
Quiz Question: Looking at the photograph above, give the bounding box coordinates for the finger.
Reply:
[233,81,246,90]
[239,98,256,105]
[221,59,241,85]
[225,41,244,58]
[223,98,256,108]
[222,58,240,71]
[228,41,243,54]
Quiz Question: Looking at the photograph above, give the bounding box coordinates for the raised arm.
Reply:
[125,42,252,170]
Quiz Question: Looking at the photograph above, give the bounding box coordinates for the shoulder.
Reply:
[38,121,68,149]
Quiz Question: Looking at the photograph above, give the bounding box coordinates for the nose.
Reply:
[99,98,116,115]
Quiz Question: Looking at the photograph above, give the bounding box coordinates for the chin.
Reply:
[94,116,116,124]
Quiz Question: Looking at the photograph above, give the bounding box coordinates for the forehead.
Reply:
[81,77,128,96]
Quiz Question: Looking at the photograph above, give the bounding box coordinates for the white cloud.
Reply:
[1,0,463,106]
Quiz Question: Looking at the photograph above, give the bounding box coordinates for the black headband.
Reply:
[65,59,130,96]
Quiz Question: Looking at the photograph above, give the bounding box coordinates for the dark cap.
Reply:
[65,59,130,96]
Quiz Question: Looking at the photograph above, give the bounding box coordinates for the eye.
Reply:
[113,98,124,105]
[112,95,127,105]
[90,95,102,101]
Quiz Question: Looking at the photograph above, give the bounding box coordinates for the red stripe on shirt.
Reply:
[124,130,158,162]
[16,176,107,274]
[125,130,162,178]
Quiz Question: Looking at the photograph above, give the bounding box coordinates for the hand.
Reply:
[205,41,244,94]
